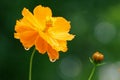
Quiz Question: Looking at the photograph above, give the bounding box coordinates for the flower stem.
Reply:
[88,64,97,80]
[29,48,36,80]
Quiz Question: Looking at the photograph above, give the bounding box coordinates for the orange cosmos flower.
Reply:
[14,5,74,61]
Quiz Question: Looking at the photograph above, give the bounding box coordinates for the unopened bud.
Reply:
[92,52,104,63]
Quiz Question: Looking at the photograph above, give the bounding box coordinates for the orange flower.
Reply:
[14,5,74,61]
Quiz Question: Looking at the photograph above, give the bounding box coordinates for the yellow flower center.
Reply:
[44,17,53,32]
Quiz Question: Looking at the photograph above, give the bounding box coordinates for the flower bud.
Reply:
[92,52,104,63]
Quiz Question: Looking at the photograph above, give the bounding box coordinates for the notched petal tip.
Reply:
[62,47,68,52]
[22,7,32,17]
[33,4,52,20]
[22,8,28,14]
[14,33,20,39]
[68,34,75,40]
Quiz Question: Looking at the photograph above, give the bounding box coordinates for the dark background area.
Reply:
[0,0,120,80]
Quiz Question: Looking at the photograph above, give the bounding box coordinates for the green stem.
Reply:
[29,48,36,80]
[88,64,97,80]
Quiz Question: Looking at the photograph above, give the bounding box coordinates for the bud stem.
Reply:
[88,64,97,80]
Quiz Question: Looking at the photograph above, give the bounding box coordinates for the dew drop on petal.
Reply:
[49,58,56,62]
[24,47,30,51]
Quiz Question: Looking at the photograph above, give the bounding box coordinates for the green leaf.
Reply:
[97,63,106,66]
[89,57,94,64]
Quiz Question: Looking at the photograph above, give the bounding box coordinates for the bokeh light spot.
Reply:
[94,22,116,44]
[58,56,82,79]
[99,62,120,80]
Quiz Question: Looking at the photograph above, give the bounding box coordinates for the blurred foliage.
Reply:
[0,0,120,80]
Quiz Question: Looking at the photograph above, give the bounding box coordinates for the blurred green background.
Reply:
[0,0,120,80]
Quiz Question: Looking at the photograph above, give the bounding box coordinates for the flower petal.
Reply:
[33,5,52,22]
[48,17,75,40]
[51,17,70,33]
[38,31,60,51]
[47,45,59,60]
[49,32,75,40]
[15,20,34,33]
[35,36,47,54]
[22,8,43,31]
[33,5,52,31]
[19,31,38,48]
[57,40,68,52]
